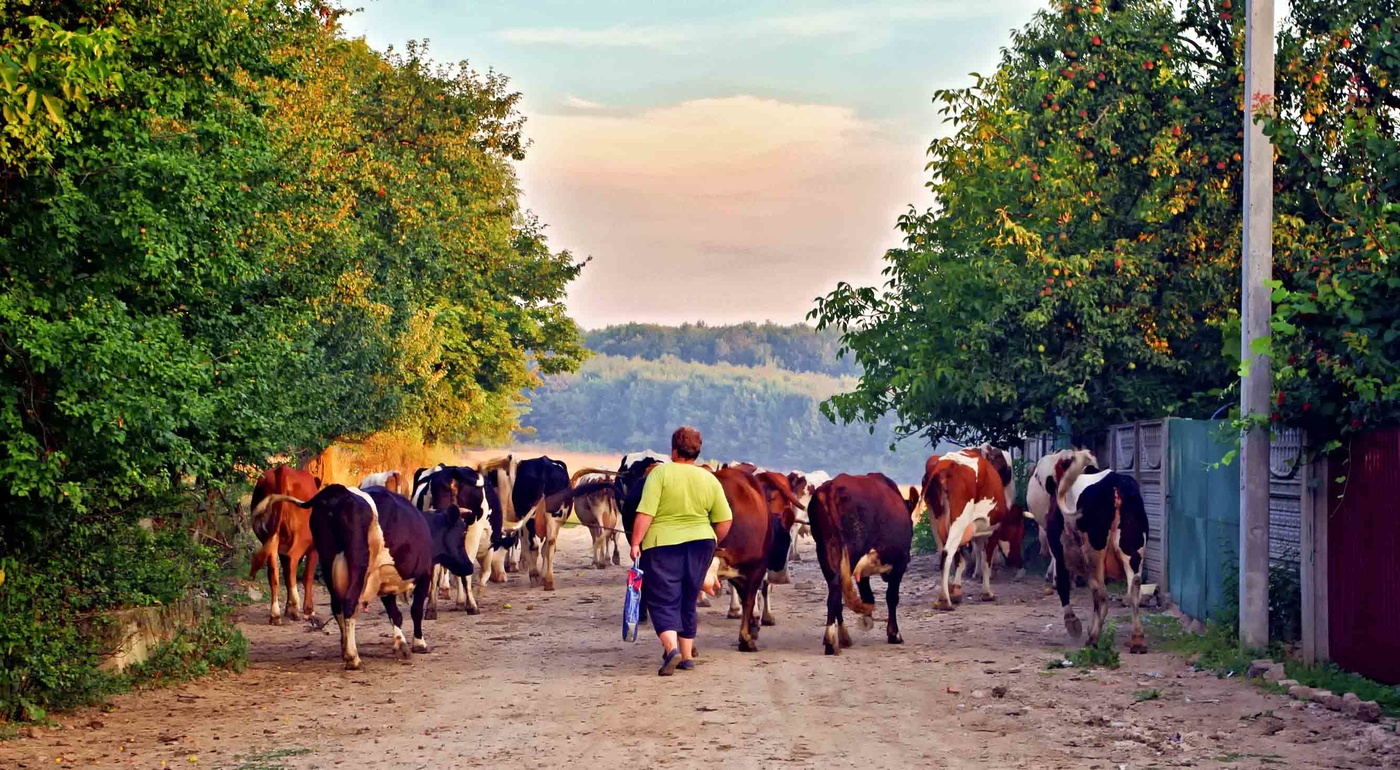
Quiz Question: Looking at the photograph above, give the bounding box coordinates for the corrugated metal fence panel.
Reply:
[1328,428,1400,685]
[1104,421,1166,585]
[1268,428,1305,572]
[1165,419,1240,622]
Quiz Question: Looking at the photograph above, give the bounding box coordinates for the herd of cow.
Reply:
[246,444,1149,670]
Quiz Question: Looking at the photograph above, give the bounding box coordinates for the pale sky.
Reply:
[342,1,1047,327]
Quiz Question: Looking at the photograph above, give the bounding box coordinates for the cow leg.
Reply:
[878,563,903,644]
[1085,548,1109,647]
[541,515,560,591]
[760,581,775,627]
[936,542,964,610]
[284,550,303,620]
[788,522,802,562]
[1120,546,1146,653]
[978,537,997,602]
[611,531,622,566]
[425,566,440,620]
[266,550,284,625]
[726,580,742,619]
[410,581,429,653]
[588,525,605,569]
[300,547,319,619]
[382,594,412,662]
[823,579,843,655]
[737,578,760,652]
[856,577,876,631]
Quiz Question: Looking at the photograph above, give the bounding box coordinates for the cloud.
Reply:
[495,2,1043,51]
[518,96,933,327]
[494,24,695,49]
[562,95,606,110]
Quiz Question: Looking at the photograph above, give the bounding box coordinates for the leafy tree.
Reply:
[812,0,1244,446]
[1264,0,1400,440]
[584,321,858,376]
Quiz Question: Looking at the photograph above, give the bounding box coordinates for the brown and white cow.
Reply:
[921,448,1014,609]
[249,466,321,625]
[806,473,915,654]
[569,468,624,569]
[1028,448,1100,585]
[359,470,408,498]
[972,444,1028,580]
[1049,450,1150,653]
[783,469,830,562]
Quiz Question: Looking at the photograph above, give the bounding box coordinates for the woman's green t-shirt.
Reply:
[635,462,733,550]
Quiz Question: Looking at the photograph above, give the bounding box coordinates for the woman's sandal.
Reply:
[677,659,695,671]
[658,649,682,677]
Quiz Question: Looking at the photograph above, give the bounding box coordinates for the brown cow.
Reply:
[972,444,1027,579]
[921,448,1014,609]
[806,473,915,654]
[721,470,805,626]
[249,466,321,624]
[703,468,776,652]
[359,470,408,497]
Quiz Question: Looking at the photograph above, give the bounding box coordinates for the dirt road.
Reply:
[4,528,1396,769]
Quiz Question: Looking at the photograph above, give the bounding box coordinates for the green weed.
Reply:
[1133,688,1161,703]
[224,747,312,770]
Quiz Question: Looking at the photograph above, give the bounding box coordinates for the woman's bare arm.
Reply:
[630,513,654,560]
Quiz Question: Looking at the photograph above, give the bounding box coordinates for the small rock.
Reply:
[1006,666,1023,674]
[1278,679,1300,689]
[945,686,961,695]
[971,690,987,699]
[1262,664,1288,683]
[1259,717,1286,736]
[1288,685,1314,701]
[992,685,1009,699]
[1247,659,1276,679]
[983,667,997,674]
[1344,695,1382,723]
[1313,690,1343,711]
[23,726,40,739]
[246,586,263,602]
[86,720,104,730]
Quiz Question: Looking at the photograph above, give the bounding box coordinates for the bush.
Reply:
[125,619,248,689]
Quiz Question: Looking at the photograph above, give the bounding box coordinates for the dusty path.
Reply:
[4,529,1396,769]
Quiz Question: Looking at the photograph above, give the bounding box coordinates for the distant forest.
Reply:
[583,322,860,377]
[520,323,945,483]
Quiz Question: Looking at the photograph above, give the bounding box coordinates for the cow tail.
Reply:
[248,493,311,578]
[838,550,874,616]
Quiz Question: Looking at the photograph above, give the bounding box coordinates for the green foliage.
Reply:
[1133,688,1161,703]
[522,354,942,481]
[911,512,939,555]
[124,619,247,688]
[813,1,1243,446]
[584,322,858,377]
[1066,620,1121,669]
[1262,3,1400,439]
[1283,661,1400,718]
[1145,614,1259,677]
[0,0,584,718]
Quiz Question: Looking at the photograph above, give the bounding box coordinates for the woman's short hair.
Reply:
[671,426,703,460]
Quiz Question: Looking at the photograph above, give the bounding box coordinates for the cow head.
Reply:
[437,505,475,576]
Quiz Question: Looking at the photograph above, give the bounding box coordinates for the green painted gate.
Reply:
[1166,419,1240,622]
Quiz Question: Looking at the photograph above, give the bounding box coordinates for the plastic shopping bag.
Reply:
[622,565,644,643]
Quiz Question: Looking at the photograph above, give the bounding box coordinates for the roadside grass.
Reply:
[1133,688,1162,703]
[1046,620,1121,670]
[1144,615,1400,718]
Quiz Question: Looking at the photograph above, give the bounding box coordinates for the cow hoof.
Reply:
[697,594,712,608]
[824,642,838,656]
[934,599,955,612]
[727,608,742,620]
[543,581,555,592]
[888,632,904,645]
[286,609,302,622]
[413,639,429,653]
[344,658,362,671]
[950,589,965,605]
[1129,634,1147,654]
[761,617,776,627]
[738,639,758,653]
[980,594,997,603]
[394,646,411,662]
[269,616,283,626]
[424,608,438,620]
[466,605,480,616]
[594,562,607,570]
[1085,634,1099,648]
[858,614,874,631]
[1065,616,1083,639]
[1043,587,1055,596]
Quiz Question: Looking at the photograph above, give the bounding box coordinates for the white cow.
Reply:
[1028,449,1100,584]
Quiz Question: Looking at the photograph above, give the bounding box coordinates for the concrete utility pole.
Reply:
[1239,0,1275,649]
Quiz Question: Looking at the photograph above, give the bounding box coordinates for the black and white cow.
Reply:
[411,464,499,615]
[254,485,452,669]
[511,456,571,590]
[1047,449,1150,654]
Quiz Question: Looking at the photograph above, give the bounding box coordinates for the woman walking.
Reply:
[629,426,733,676]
